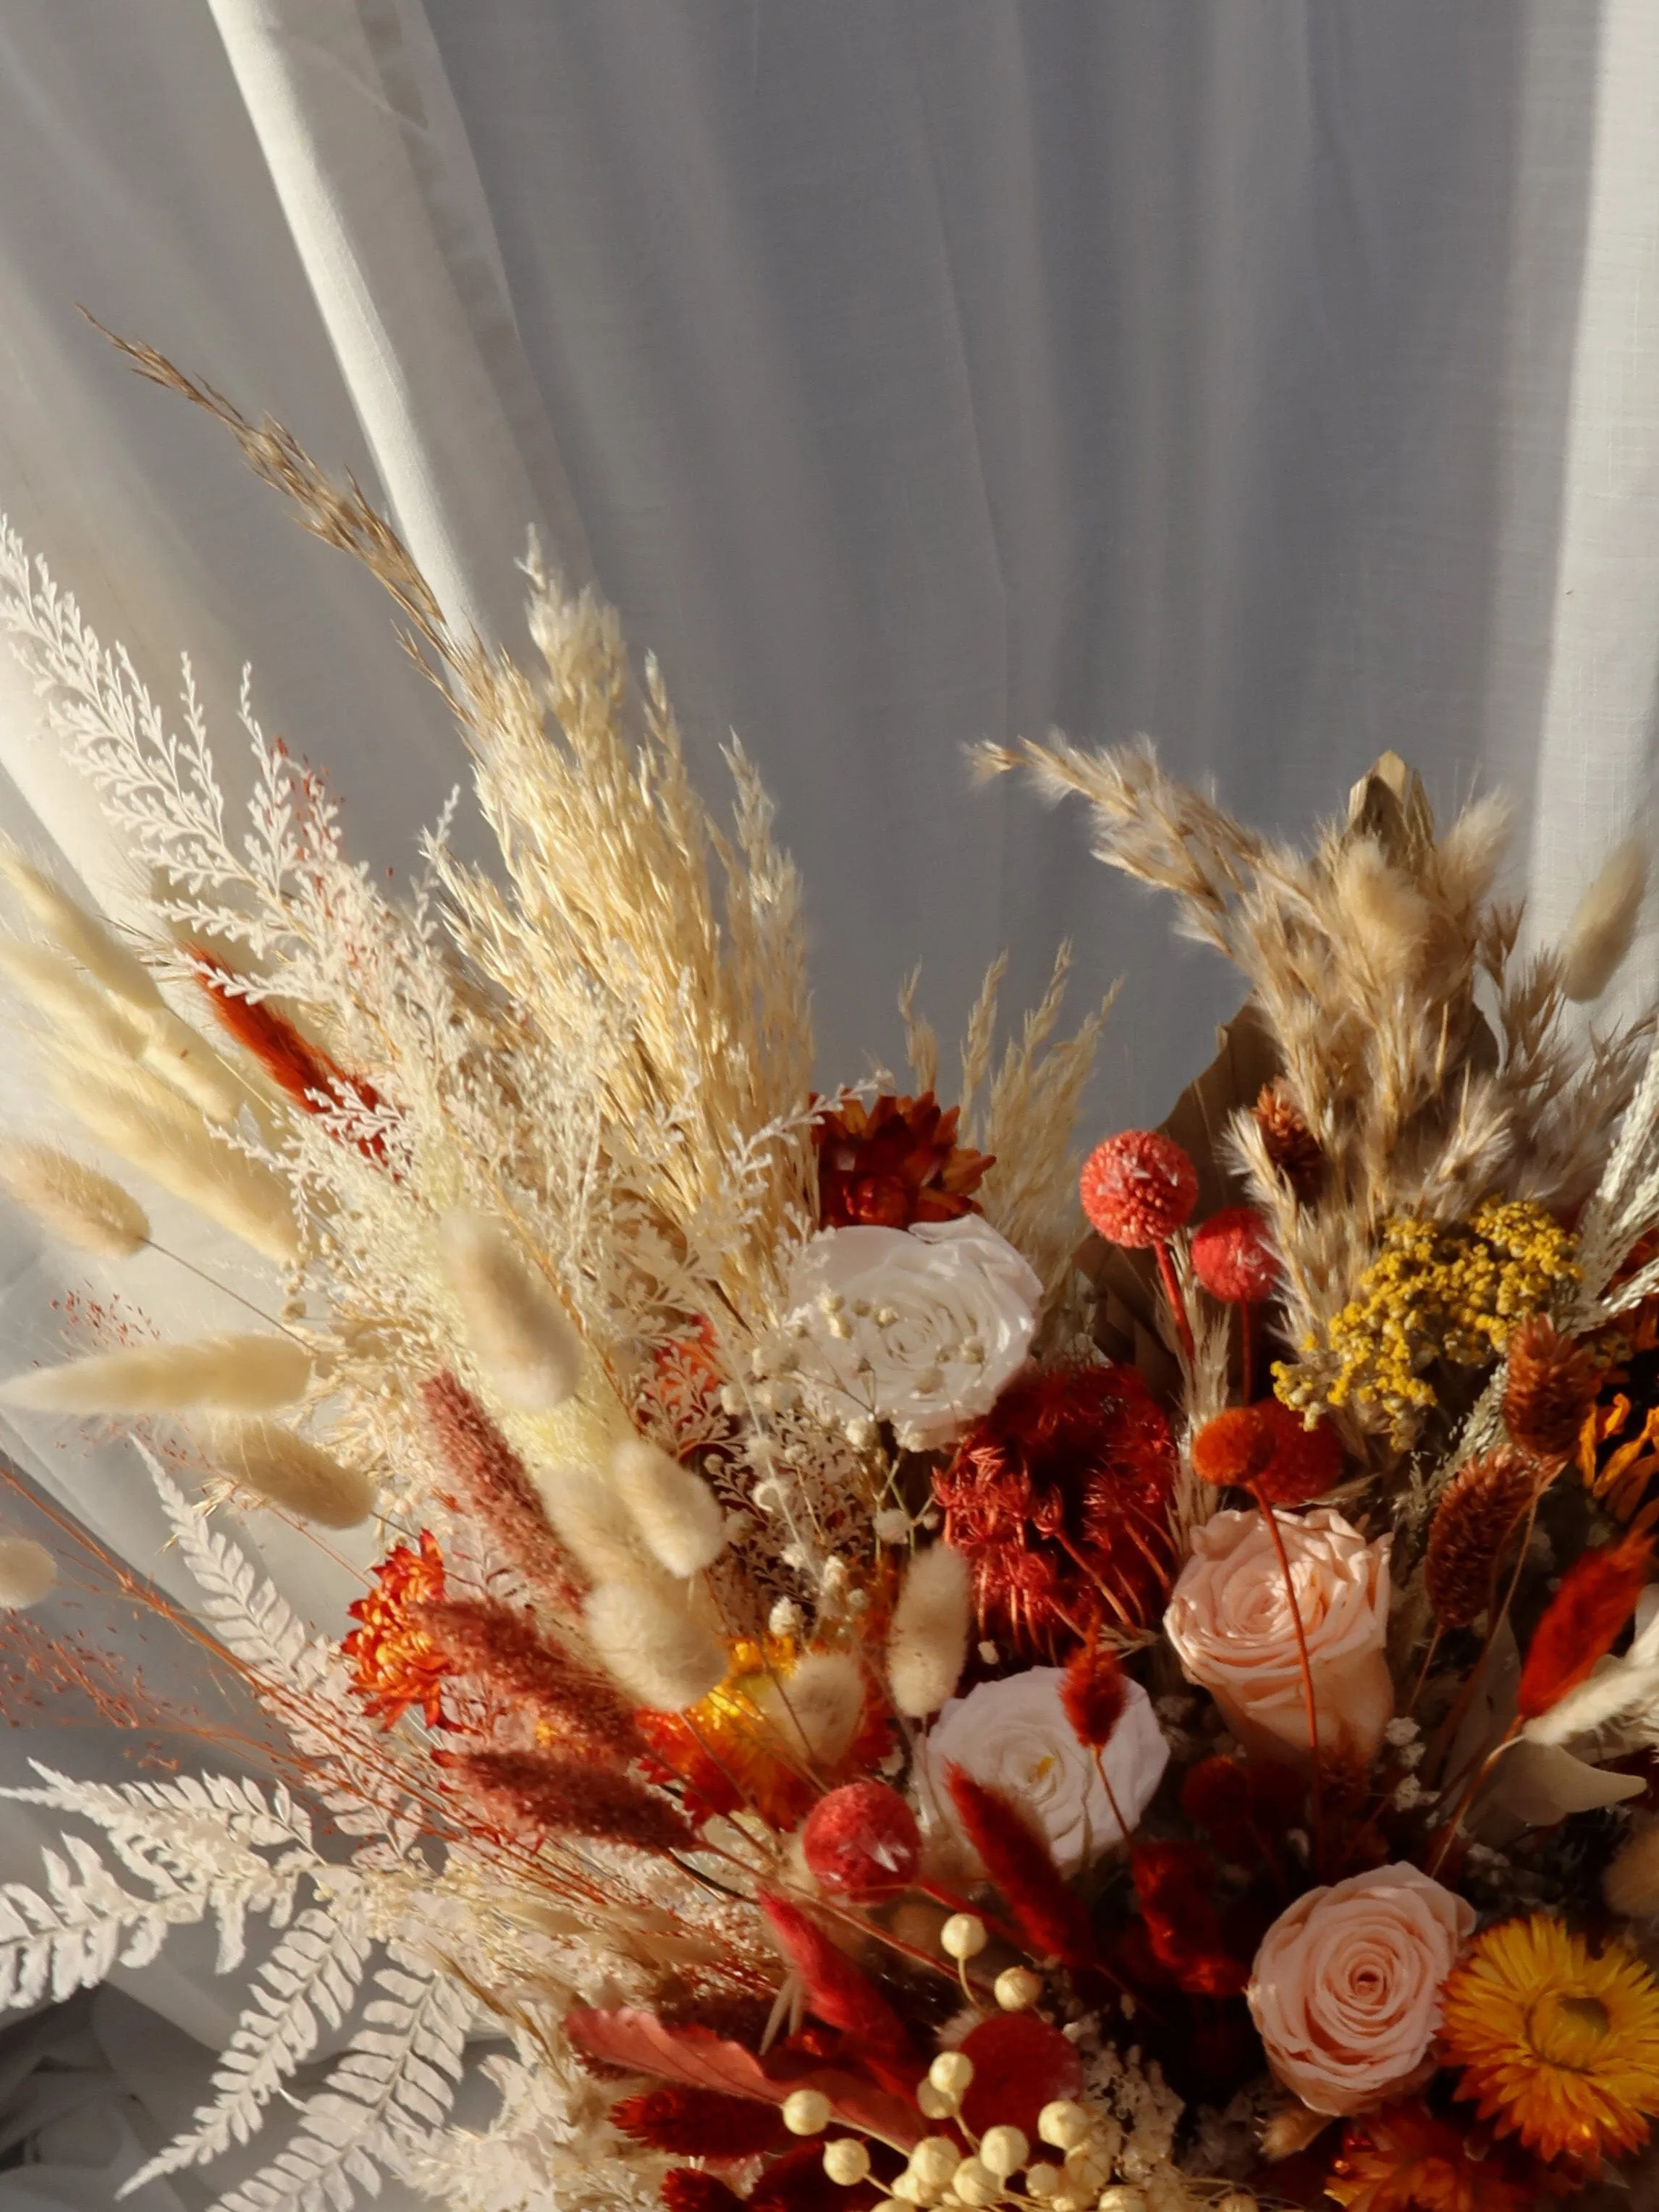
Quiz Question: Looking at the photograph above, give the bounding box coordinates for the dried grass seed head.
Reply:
[583,1579,728,1712]
[203,1416,373,1528]
[609,1435,727,1578]
[887,1541,971,1717]
[2,1333,311,1416]
[0,1141,148,1259]
[1561,837,1648,1002]
[437,1210,583,1411]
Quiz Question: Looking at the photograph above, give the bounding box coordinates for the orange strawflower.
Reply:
[814,1090,992,1229]
[1325,2101,1532,2212]
[1440,1915,1659,2166]
[342,1529,451,1728]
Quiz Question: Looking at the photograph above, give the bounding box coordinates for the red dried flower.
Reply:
[1190,1207,1278,1302]
[958,2014,1086,2140]
[1060,1640,1127,1749]
[1130,1840,1250,1998]
[934,1362,1178,1657]
[661,2174,746,2212]
[1517,1532,1655,1720]
[945,1765,1097,1972]
[421,1372,579,1605]
[1191,1406,1276,1487]
[814,1091,992,1229]
[1079,1130,1198,1247]
[342,1530,449,1727]
[756,1891,911,2052]
[1189,1401,1341,1506]
[801,1781,921,1904]
[1180,1755,1305,1867]
[613,2086,785,2162]
[434,1747,694,1854]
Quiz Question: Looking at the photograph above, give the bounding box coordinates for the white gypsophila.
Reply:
[779,1216,1040,1448]
[921,1666,1170,1875]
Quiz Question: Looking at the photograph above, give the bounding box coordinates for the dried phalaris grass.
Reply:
[0,937,147,1063]
[437,1212,581,1411]
[887,1542,970,1718]
[1561,837,1647,1002]
[583,1579,727,1713]
[2,1333,311,1415]
[0,852,163,1016]
[745,1648,864,1768]
[202,1416,373,1529]
[0,1141,148,1260]
[609,1436,727,1579]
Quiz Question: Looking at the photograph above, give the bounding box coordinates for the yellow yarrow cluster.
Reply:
[1277,1198,1579,1443]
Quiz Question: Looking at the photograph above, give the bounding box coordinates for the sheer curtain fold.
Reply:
[0,0,1656,2201]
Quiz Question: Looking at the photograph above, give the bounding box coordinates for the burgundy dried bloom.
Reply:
[814,1090,992,1229]
[661,2174,746,2212]
[612,2086,784,2162]
[1079,1129,1198,1247]
[1060,1640,1128,1749]
[1131,1839,1251,1998]
[934,1362,1177,1657]
[435,1747,693,1854]
[945,1765,1096,1971]
[1190,1207,1279,1303]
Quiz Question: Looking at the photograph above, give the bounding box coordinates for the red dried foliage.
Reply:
[342,1531,449,1727]
[612,2085,785,2162]
[801,1781,921,1902]
[421,1372,580,1605]
[1180,1756,1304,1869]
[415,1595,642,1764]
[1190,1207,1279,1303]
[435,1747,693,1854]
[957,2014,1085,2140]
[756,1891,911,2053]
[1060,1640,1127,1749]
[814,1091,992,1230]
[1079,1129,1197,1246]
[191,953,390,1165]
[934,1362,1178,1658]
[1327,2101,1537,2212]
[944,1765,1097,1972]
[1517,1532,1655,1719]
[1130,1840,1251,1998]
[660,2174,746,2212]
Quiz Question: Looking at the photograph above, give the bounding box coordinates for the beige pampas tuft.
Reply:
[138,1010,248,1125]
[887,1542,971,1718]
[1561,837,1648,1002]
[0,937,147,1061]
[609,1436,727,1577]
[0,1142,148,1259]
[0,856,163,1013]
[0,1537,56,1610]
[584,1579,727,1711]
[49,1053,299,1265]
[2,1333,311,1416]
[1605,1821,1659,1918]
[540,1464,651,1587]
[203,1417,373,1528]
[438,1212,582,1410]
[748,1650,865,1768]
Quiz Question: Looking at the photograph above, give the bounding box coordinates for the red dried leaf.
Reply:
[1060,1642,1127,1749]
[1517,1533,1655,1720]
[1130,1839,1250,1998]
[612,2085,785,2161]
[756,1891,911,2053]
[565,2009,921,2148]
[661,2174,746,2212]
[944,1765,1097,1971]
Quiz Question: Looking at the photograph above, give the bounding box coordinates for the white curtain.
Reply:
[1,1,1658,2202]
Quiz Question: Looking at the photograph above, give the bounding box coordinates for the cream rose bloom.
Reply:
[782,1217,1039,1449]
[1248,1864,1474,2114]
[1163,1507,1393,1766]
[921,1666,1168,1875]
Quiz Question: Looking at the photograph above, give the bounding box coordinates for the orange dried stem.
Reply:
[1154,1237,1196,1371]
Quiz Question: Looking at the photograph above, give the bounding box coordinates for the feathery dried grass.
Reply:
[583,1580,727,1712]
[4,1333,311,1414]
[887,1542,969,1718]
[203,1416,373,1528]
[0,1141,148,1259]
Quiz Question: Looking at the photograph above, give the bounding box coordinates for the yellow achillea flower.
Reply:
[1439,1915,1659,2165]
[1277,1199,1578,1443]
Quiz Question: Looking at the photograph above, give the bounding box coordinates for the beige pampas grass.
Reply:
[609,1436,727,1577]
[748,1649,864,1768]
[0,856,163,1013]
[203,1417,373,1528]
[0,1536,56,1609]
[887,1543,970,1718]
[0,937,146,1061]
[539,1464,650,1587]
[438,1212,582,1410]
[1605,1822,1659,1918]
[0,1141,148,1259]
[49,1052,298,1265]
[138,1010,248,1124]
[1561,837,1647,1002]
[2,1333,311,1415]
[584,1579,727,1712]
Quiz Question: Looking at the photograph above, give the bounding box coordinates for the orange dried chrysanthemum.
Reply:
[342,1529,450,1728]
[1325,2100,1534,2212]
[813,1091,992,1230]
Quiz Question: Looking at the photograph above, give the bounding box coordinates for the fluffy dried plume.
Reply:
[0,1141,148,1259]
[744,1650,866,1770]
[756,1888,909,2050]
[539,1464,652,1587]
[202,1416,373,1529]
[0,1537,56,1610]
[415,1595,643,1763]
[887,1542,970,1718]
[0,853,161,1013]
[944,1765,1097,1971]
[610,1435,727,1579]
[1561,837,1647,1002]
[0,936,147,1061]
[421,1371,578,1603]
[437,1211,583,1411]
[1,1333,311,1416]
[1424,1446,1541,1630]
[434,1746,693,1854]
[583,1579,728,1713]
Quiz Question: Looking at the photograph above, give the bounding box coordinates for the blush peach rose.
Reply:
[1247,1863,1474,2114]
[1163,1506,1393,1765]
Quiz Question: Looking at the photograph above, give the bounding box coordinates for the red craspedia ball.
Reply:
[958,2014,1086,2140]
[1079,1130,1198,1246]
[1190,1206,1278,1303]
[801,1781,921,1903]
[660,2174,745,2212]
[1253,1398,1344,1506]
[1190,1405,1275,1487]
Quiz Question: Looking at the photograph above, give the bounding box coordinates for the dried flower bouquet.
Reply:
[0,347,1657,2212]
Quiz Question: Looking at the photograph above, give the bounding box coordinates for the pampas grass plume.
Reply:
[541,1464,651,1586]
[139,1010,248,1124]
[0,856,162,1012]
[204,1417,373,1528]
[438,1212,582,1410]
[1561,837,1647,1002]
[887,1542,970,1717]
[609,1436,727,1577]
[3,1333,311,1415]
[0,1141,148,1259]
[749,1649,864,1767]
[0,1537,56,1610]
[0,937,146,1061]
[584,1579,727,1712]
